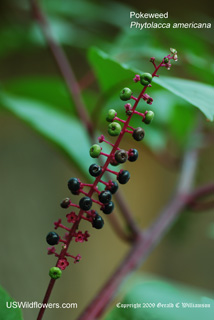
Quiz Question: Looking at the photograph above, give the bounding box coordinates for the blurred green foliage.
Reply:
[105,275,214,320]
[0,286,23,320]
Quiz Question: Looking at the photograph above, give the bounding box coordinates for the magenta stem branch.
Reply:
[37,279,55,320]
[37,52,164,319]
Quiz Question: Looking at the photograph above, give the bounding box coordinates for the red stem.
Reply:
[30,0,93,136]
[36,56,164,319]
[37,279,55,320]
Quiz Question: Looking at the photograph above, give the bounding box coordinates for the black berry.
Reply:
[101,201,114,214]
[117,170,130,184]
[98,190,112,204]
[46,232,59,245]
[79,196,92,211]
[115,149,128,163]
[92,215,104,229]
[106,181,118,194]
[132,127,145,141]
[60,197,71,208]
[89,164,102,177]
[128,149,138,162]
[68,178,80,195]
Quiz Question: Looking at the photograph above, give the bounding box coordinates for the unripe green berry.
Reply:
[108,122,122,136]
[164,57,169,63]
[120,88,132,101]
[144,111,154,124]
[90,144,101,158]
[49,267,62,279]
[140,73,152,86]
[106,109,117,122]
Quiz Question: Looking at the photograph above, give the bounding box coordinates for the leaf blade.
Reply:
[0,286,23,320]
[0,92,92,179]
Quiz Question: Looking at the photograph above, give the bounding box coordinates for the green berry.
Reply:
[144,111,154,124]
[164,57,169,63]
[106,109,117,122]
[49,267,62,279]
[120,88,132,101]
[108,122,122,136]
[140,73,152,86]
[90,144,101,158]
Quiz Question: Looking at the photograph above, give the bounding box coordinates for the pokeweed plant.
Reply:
[37,49,178,320]
[1,3,214,320]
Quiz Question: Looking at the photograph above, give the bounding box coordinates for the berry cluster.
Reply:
[46,49,177,279]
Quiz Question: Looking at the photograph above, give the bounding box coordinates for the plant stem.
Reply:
[30,0,93,136]
[188,183,214,211]
[37,279,55,320]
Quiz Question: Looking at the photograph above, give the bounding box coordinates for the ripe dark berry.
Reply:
[68,178,80,195]
[106,181,118,194]
[89,164,102,177]
[115,149,128,163]
[98,190,112,204]
[117,170,130,184]
[46,232,60,245]
[79,197,92,211]
[92,215,104,229]
[133,127,145,141]
[120,87,132,101]
[60,197,71,208]
[128,149,138,162]
[101,201,114,214]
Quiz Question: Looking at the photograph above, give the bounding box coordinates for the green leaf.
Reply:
[0,92,92,179]
[4,77,73,114]
[0,285,23,320]
[4,76,98,116]
[88,47,214,121]
[105,275,214,320]
[157,76,214,122]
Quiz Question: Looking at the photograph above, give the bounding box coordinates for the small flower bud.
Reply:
[170,48,177,54]
[133,74,140,82]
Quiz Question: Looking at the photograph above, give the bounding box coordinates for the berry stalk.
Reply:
[37,50,177,320]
